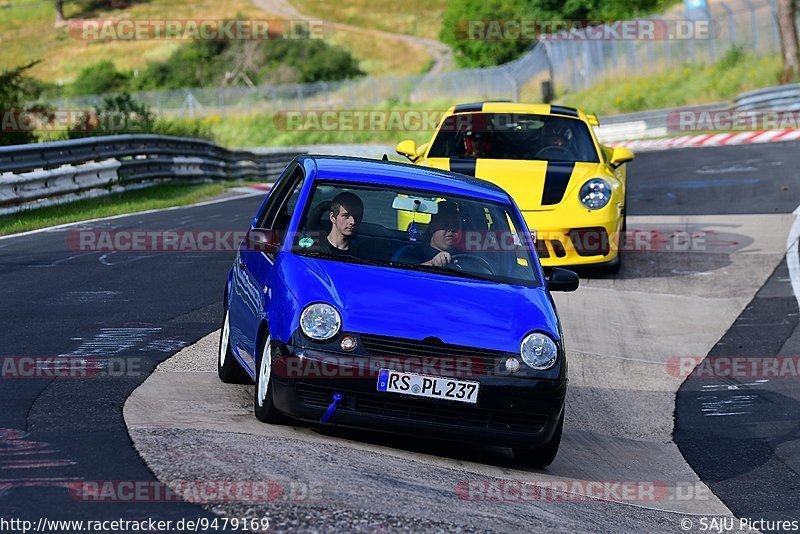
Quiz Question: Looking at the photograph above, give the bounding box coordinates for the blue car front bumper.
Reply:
[270,343,567,448]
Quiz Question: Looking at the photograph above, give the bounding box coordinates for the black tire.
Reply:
[218,308,251,384]
[606,212,626,275]
[253,334,290,424]
[512,411,564,468]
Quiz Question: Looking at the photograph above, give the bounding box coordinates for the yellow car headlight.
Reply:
[579,178,612,210]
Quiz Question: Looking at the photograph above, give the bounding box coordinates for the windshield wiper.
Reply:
[298,250,384,267]
[299,250,497,282]
[393,261,497,283]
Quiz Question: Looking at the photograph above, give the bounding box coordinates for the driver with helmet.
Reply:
[537,123,574,157]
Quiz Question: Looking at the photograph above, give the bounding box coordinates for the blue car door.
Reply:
[231,164,305,369]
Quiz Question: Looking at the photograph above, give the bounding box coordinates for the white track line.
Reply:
[787,205,800,308]
[0,189,268,242]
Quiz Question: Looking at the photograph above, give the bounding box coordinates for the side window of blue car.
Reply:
[256,164,305,244]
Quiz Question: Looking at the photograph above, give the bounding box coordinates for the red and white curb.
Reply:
[230,183,274,194]
[607,129,800,152]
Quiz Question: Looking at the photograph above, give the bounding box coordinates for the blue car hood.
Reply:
[279,253,559,353]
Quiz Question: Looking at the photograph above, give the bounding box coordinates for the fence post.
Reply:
[677,10,696,61]
[296,84,304,111]
[768,0,780,51]
[217,87,226,118]
[720,2,736,45]
[741,0,759,50]
[502,67,519,102]
[320,81,331,110]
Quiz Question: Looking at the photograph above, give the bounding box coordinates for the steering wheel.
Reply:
[533,146,573,159]
[448,254,494,275]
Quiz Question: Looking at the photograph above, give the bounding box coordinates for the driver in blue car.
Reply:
[397,202,463,267]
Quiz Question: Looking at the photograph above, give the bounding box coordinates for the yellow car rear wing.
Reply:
[586,113,600,126]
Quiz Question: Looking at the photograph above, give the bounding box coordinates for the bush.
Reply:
[132,41,228,91]
[67,93,153,138]
[66,93,215,141]
[261,38,364,83]
[69,60,131,96]
[129,30,363,90]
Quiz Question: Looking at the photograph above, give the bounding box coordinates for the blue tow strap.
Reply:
[320,392,344,423]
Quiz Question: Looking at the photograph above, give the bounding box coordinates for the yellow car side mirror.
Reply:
[609,146,634,168]
[396,139,418,161]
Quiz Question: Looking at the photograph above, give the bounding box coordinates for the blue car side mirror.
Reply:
[547,268,579,292]
[247,228,280,255]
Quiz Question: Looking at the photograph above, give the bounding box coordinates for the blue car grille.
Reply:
[360,334,503,359]
[295,384,548,434]
[359,333,503,376]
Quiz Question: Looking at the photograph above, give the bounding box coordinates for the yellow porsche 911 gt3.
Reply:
[395,102,634,272]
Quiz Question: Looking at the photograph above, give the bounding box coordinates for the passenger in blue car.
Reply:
[398,202,462,267]
[318,192,364,257]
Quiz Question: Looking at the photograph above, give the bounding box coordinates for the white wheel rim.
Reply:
[257,336,272,407]
[219,310,230,367]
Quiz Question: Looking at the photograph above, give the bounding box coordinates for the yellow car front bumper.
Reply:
[522,206,623,268]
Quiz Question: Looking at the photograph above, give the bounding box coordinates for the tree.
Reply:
[777,0,799,82]
[54,0,65,26]
[0,62,49,146]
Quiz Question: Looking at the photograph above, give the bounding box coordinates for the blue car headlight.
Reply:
[300,303,341,341]
[579,178,612,210]
[520,332,558,370]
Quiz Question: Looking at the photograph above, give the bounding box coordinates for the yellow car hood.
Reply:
[424,158,600,211]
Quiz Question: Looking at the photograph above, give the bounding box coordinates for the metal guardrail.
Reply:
[595,82,800,143]
[595,102,727,142]
[0,135,302,215]
[734,83,800,111]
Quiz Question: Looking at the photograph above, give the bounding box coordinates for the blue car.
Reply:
[218,155,578,467]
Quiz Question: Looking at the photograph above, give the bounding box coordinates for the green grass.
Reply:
[0,0,434,85]
[554,49,785,116]
[291,0,448,40]
[206,99,457,148]
[0,180,257,236]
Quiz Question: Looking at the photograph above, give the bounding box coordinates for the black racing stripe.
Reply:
[453,102,484,113]
[541,161,575,205]
[549,105,578,117]
[449,158,477,177]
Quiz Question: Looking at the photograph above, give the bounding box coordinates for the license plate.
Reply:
[376,369,480,404]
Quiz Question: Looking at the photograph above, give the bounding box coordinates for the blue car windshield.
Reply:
[291,182,540,287]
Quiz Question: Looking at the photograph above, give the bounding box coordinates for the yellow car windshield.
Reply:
[427,112,599,163]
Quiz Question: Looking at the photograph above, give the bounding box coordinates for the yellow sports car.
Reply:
[396,102,634,272]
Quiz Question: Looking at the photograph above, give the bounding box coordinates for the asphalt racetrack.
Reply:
[2,142,800,532]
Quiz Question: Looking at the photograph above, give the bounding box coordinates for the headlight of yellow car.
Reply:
[578,178,612,210]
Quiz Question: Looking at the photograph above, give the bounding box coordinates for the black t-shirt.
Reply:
[317,236,359,256]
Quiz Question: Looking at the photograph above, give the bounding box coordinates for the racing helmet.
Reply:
[543,122,573,148]
[463,114,493,154]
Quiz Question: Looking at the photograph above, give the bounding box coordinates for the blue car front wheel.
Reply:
[217,309,250,384]
[254,334,289,424]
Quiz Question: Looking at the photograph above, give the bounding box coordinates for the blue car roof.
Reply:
[302,155,511,204]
